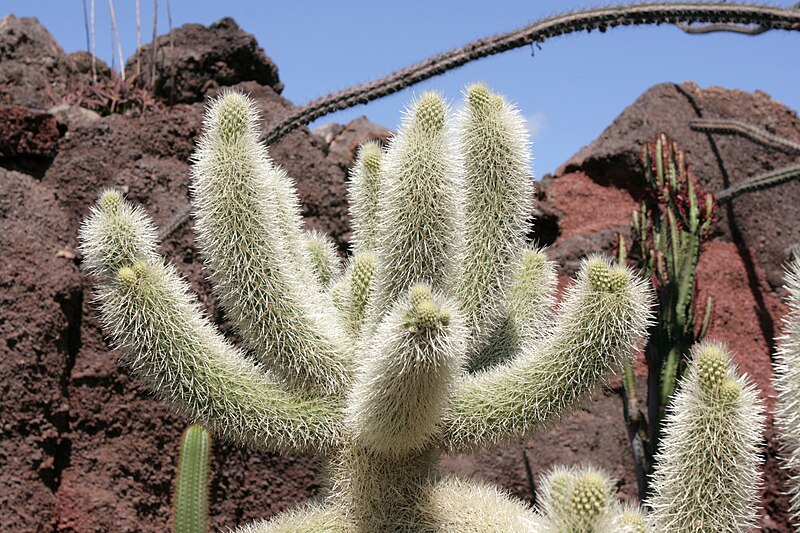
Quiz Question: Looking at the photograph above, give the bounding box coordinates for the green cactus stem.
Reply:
[618,133,716,500]
[173,425,212,533]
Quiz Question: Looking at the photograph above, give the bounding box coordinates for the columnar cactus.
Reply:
[620,134,716,498]
[79,84,651,531]
[774,257,800,527]
[647,342,764,532]
[173,425,212,533]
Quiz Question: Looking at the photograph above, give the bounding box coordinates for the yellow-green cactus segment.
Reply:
[348,253,376,334]
[172,424,212,533]
[117,265,138,286]
[695,343,728,393]
[347,288,464,455]
[216,91,251,144]
[718,379,741,405]
[192,91,350,396]
[472,248,557,370]
[303,229,341,287]
[371,91,457,317]
[409,283,434,308]
[569,470,610,531]
[99,189,122,214]
[442,256,651,452]
[414,92,446,134]
[456,82,532,362]
[647,341,764,532]
[348,141,384,255]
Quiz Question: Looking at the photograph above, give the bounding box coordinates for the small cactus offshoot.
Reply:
[79,85,651,531]
[173,425,212,533]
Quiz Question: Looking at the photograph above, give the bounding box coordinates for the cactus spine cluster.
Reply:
[775,258,800,526]
[80,85,651,531]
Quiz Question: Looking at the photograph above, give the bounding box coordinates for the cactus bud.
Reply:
[414,92,446,135]
[117,265,138,286]
[100,189,122,214]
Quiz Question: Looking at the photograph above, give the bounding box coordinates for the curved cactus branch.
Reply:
[158,2,800,243]
[716,162,800,204]
[260,3,800,145]
[678,1,800,34]
[690,118,800,155]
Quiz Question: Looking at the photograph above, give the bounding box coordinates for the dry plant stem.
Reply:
[151,0,158,88]
[108,0,125,81]
[260,3,800,145]
[136,0,142,80]
[82,0,91,56]
[90,0,97,84]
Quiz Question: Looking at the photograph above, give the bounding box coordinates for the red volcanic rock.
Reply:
[0,106,60,159]
[127,18,283,105]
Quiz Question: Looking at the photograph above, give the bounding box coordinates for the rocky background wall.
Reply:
[1,14,798,532]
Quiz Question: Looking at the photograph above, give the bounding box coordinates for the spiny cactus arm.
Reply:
[596,503,650,533]
[716,162,800,204]
[232,503,344,533]
[173,425,211,533]
[422,476,545,532]
[79,193,342,454]
[469,248,557,372]
[689,118,800,155]
[774,258,800,522]
[346,285,465,455]
[440,257,651,452]
[261,4,800,145]
[454,83,533,359]
[538,465,614,533]
[192,92,350,396]
[100,260,343,454]
[303,229,342,287]
[370,92,460,317]
[336,252,377,339]
[647,342,764,532]
[348,141,384,255]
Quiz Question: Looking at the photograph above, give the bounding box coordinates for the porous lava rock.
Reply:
[127,18,283,105]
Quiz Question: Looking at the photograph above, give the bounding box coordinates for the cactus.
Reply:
[79,85,651,531]
[617,134,716,498]
[647,342,764,532]
[535,342,763,532]
[774,257,800,526]
[173,424,212,533]
[535,464,648,533]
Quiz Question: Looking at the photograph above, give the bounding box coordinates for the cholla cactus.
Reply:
[774,258,800,526]
[79,84,651,531]
[535,465,647,533]
[647,342,764,532]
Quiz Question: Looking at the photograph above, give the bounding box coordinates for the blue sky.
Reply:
[4,1,799,176]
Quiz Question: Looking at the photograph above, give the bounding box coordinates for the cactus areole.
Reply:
[79,85,651,531]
